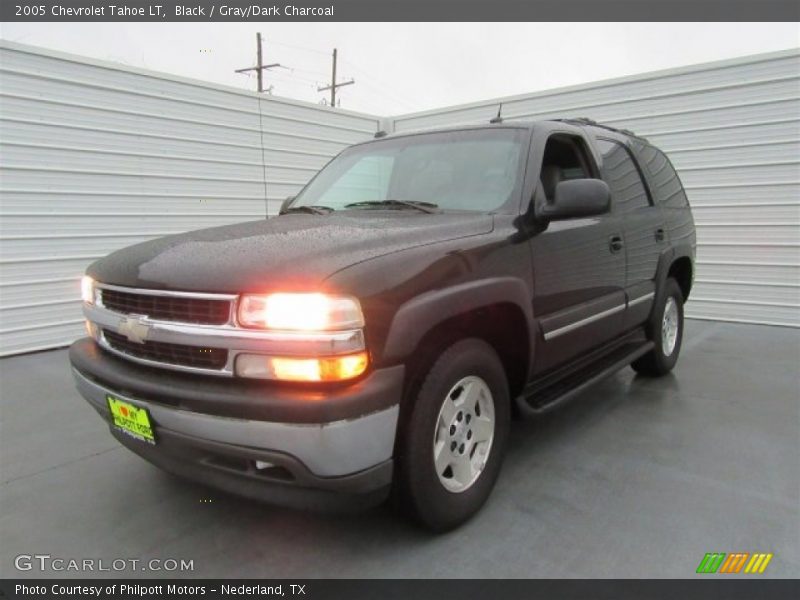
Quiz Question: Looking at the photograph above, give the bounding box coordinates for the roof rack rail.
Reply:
[553,118,647,141]
[374,130,389,138]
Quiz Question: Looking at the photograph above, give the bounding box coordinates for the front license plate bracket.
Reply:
[106,395,156,445]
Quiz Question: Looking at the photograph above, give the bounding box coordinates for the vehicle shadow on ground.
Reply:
[143,367,679,576]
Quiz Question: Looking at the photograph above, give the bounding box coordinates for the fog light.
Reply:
[235,352,369,382]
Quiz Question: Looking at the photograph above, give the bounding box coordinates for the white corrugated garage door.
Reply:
[0,41,379,356]
[1,43,798,357]
[391,49,800,328]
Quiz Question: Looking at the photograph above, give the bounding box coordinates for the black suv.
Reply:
[70,118,696,530]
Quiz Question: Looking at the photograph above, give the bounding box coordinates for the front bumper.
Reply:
[70,338,403,502]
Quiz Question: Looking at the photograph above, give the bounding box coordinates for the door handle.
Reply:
[655,228,665,242]
[609,235,624,253]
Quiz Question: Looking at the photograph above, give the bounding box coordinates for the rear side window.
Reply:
[631,141,689,208]
[596,139,651,212]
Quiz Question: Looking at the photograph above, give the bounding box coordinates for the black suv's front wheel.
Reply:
[632,277,685,376]
[395,338,510,531]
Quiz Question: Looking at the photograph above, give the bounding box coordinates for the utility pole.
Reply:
[256,32,264,92]
[235,33,282,93]
[317,48,354,107]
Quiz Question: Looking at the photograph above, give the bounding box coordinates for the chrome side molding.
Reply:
[542,291,655,341]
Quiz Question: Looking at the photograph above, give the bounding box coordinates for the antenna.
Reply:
[489,103,503,124]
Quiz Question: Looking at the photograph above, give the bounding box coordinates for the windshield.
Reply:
[291,128,527,213]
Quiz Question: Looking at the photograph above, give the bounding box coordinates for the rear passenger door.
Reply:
[595,138,666,329]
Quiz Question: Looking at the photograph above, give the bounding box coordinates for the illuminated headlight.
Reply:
[237,293,364,331]
[81,276,96,304]
[235,352,369,382]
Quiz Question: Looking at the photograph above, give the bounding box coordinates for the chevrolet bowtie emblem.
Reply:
[118,315,150,344]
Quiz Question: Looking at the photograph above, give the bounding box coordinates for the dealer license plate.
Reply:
[107,395,155,444]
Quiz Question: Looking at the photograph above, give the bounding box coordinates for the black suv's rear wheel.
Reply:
[632,277,685,376]
[395,338,510,531]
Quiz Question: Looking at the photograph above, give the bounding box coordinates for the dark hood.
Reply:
[88,212,494,293]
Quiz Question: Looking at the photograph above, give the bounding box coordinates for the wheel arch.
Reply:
[668,256,693,302]
[383,279,534,451]
[381,278,535,393]
[654,245,694,302]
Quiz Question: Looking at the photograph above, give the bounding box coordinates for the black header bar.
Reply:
[2,579,800,600]
[2,0,799,22]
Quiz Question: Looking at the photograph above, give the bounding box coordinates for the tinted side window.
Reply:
[631,141,689,208]
[596,139,650,213]
[539,133,599,203]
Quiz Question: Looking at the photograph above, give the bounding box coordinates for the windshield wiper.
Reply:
[343,199,440,214]
[281,205,335,215]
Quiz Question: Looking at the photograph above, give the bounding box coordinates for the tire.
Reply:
[632,277,684,377]
[395,338,510,531]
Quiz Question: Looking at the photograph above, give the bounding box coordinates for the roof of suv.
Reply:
[370,118,648,145]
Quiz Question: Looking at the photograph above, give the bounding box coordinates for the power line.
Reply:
[250,36,423,111]
[238,65,321,88]
[340,57,422,111]
[266,39,330,56]
[288,65,330,79]
[351,77,420,112]
[236,36,420,112]
[269,72,320,86]
[245,68,410,114]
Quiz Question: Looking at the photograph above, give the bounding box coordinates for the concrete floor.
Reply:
[1,320,798,579]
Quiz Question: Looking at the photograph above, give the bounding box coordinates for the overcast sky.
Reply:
[1,22,798,115]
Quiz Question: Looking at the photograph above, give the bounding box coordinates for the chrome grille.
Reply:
[101,288,231,325]
[103,329,228,370]
[85,284,365,377]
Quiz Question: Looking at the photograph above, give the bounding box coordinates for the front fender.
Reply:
[381,277,535,371]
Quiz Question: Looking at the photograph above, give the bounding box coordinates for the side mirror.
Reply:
[278,196,295,215]
[539,179,610,221]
